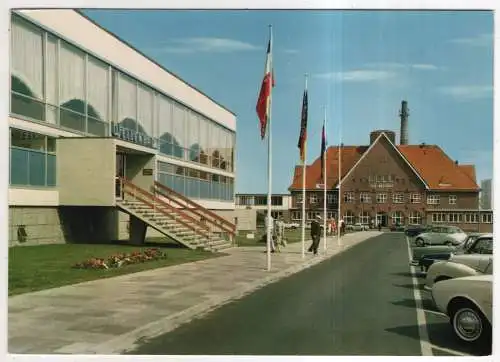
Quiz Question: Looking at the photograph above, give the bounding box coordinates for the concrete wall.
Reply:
[57,138,116,206]
[214,209,256,231]
[9,207,66,246]
[17,9,236,132]
[126,153,155,192]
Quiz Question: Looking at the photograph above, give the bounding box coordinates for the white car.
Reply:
[352,223,369,231]
[414,225,467,246]
[431,275,492,346]
[424,254,493,290]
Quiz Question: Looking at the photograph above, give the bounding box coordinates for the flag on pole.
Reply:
[297,88,308,163]
[256,38,274,140]
[320,118,327,178]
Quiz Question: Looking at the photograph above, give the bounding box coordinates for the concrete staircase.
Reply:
[116,178,233,252]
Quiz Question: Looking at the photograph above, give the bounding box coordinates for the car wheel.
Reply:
[415,238,424,246]
[449,301,491,346]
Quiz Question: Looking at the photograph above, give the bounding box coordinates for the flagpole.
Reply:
[301,74,308,259]
[337,116,342,246]
[323,107,327,252]
[266,25,273,271]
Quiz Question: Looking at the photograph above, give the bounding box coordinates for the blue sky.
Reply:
[84,10,494,194]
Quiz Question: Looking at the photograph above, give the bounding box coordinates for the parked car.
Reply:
[424,253,493,290]
[414,225,467,246]
[352,223,369,231]
[284,222,300,229]
[411,233,490,272]
[431,275,492,347]
[390,223,405,232]
[405,224,431,237]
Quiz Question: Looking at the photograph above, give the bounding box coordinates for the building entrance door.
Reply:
[116,152,126,198]
[376,212,388,227]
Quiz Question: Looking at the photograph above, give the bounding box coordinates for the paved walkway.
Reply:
[8,231,381,354]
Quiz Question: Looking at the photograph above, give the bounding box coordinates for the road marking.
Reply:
[405,236,433,356]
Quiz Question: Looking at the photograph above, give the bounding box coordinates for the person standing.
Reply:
[265,214,276,252]
[308,215,322,255]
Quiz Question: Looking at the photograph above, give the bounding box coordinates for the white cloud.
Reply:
[438,85,493,100]
[153,37,260,54]
[411,63,439,71]
[315,70,396,83]
[450,33,493,47]
[366,62,439,71]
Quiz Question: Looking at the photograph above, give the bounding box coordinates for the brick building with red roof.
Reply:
[288,127,493,233]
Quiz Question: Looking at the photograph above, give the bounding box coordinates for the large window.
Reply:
[410,193,421,203]
[432,213,446,223]
[157,161,233,201]
[359,211,370,224]
[427,194,440,205]
[391,211,404,225]
[392,193,404,204]
[464,213,479,223]
[376,193,387,203]
[408,211,422,225]
[344,192,355,203]
[10,14,235,174]
[10,128,56,187]
[10,15,109,136]
[343,210,355,225]
[360,193,371,203]
[448,213,461,223]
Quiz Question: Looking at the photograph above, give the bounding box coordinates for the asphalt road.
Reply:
[129,233,490,356]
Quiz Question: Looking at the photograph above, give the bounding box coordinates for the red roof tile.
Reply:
[289,141,479,192]
[398,145,479,191]
[288,146,367,190]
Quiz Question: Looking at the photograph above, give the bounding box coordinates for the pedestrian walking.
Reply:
[339,218,345,236]
[265,214,276,252]
[308,215,322,255]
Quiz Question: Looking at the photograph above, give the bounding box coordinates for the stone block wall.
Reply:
[9,207,66,247]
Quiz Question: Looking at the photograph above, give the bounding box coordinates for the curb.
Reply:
[58,232,380,354]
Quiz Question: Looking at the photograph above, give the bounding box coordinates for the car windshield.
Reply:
[457,235,479,250]
[469,237,493,254]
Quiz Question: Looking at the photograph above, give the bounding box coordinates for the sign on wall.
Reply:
[111,122,157,149]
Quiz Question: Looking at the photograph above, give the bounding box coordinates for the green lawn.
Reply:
[8,243,223,296]
[235,227,306,247]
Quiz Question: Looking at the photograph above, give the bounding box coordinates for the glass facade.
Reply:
[10,128,56,187]
[10,13,236,185]
[157,162,234,201]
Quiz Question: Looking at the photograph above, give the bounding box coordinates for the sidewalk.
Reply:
[8,231,382,354]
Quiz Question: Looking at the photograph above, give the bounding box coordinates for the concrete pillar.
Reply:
[129,215,147,245]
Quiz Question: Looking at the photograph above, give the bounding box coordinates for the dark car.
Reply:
[404,224,430,237]
[390,223,405,232]
[416,233,492,272]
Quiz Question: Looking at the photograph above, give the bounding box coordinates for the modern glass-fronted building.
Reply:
[9,9,237,246]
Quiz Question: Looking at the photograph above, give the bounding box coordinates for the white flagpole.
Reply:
[323,107,327,252]
[301,74,308,259]
[266,25,273,271]
[337,117,342,246]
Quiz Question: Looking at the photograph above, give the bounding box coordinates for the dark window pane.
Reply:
[46,154,56,186]
[11,93,45,121]
[28,151,46,186]
[88,117,107,136]
[159,140,173,156]
[11,128,46,151]
[10,148,29,185]
[60,108,85,132]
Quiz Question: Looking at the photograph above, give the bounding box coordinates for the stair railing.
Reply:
[153,181,236,243]
[119,177,211,246]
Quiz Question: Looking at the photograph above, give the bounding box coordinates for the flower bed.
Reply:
[73,248,168,270]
